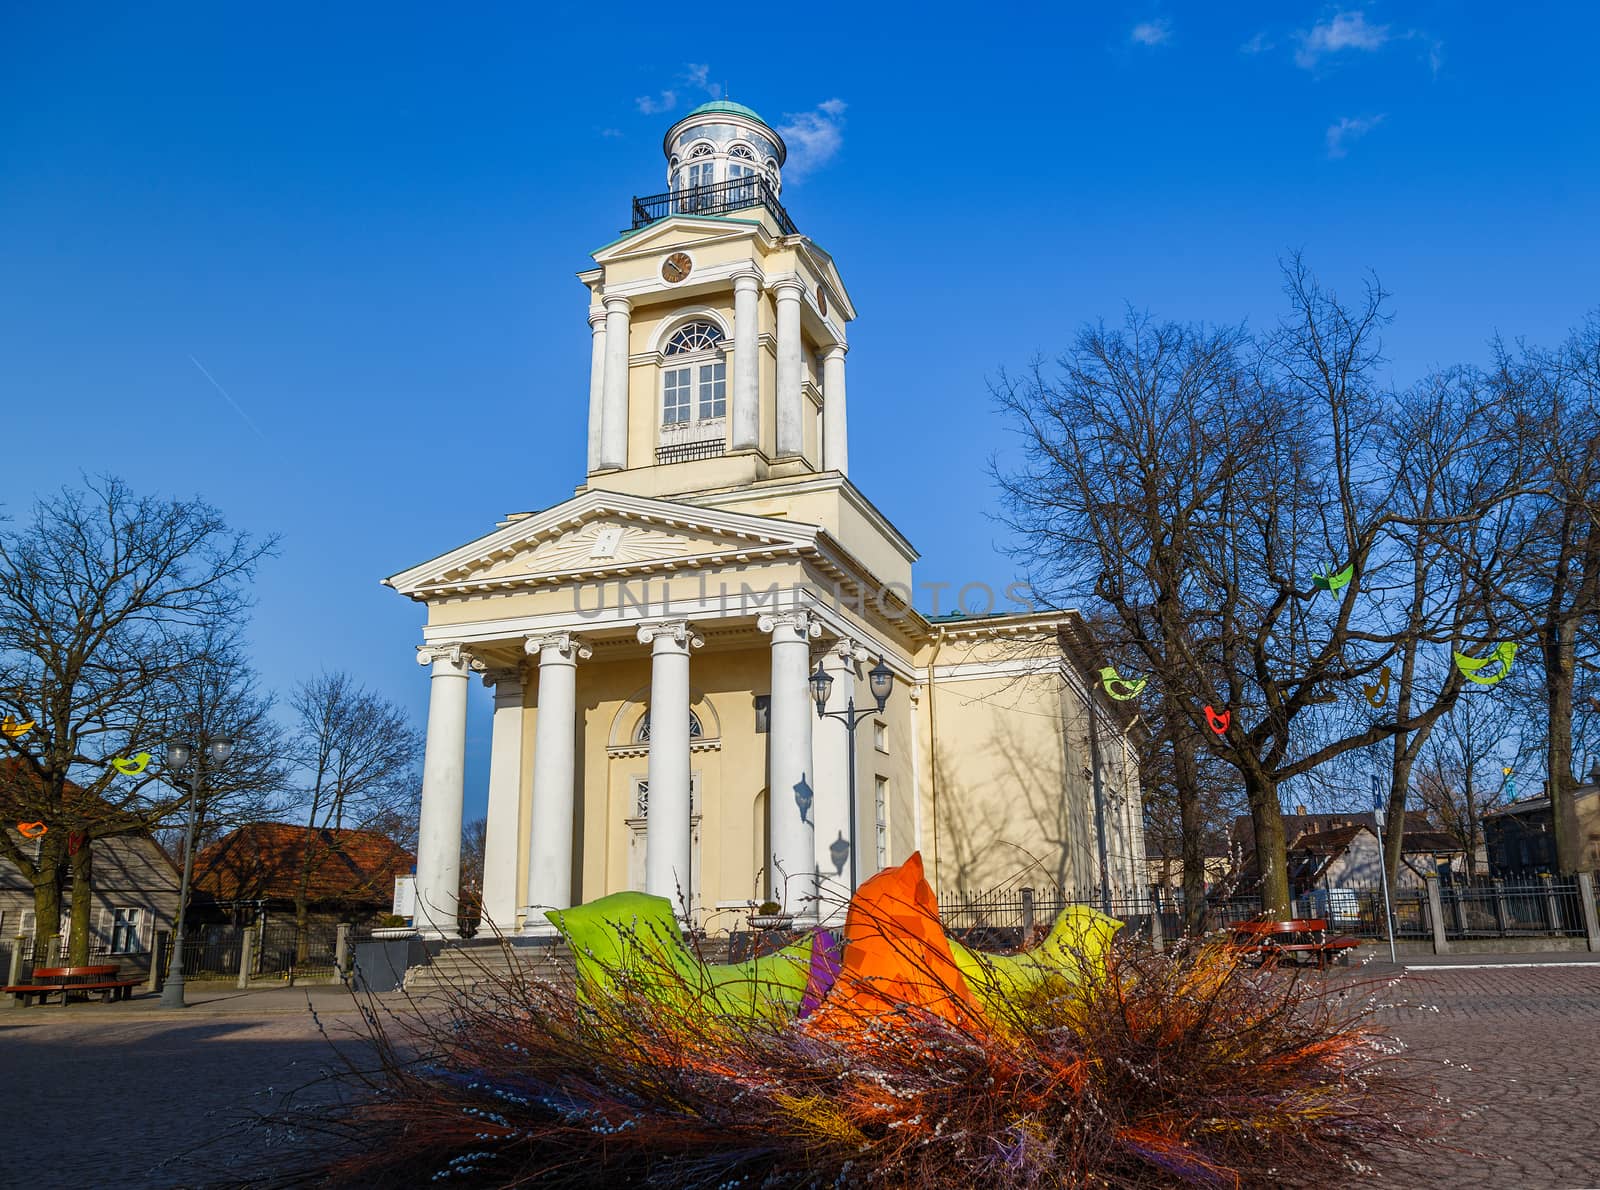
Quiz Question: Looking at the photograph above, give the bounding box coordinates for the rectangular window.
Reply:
[754,694,771,733]
[663,367,692,425]
[697,361,726,420]
[874,776,889,866]
[111,907,145,954]
[873,720,887,753]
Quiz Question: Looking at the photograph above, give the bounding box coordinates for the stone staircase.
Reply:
[402,937,577,997]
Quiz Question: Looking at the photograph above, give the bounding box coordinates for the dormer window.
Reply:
[659,321,727,461]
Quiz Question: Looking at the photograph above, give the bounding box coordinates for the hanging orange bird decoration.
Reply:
[17,821,47,839]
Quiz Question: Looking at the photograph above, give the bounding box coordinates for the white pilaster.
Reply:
[773,279,805,458]
[813,638,859,912]
[522,632,590,932]
[822,344,848,475]
[479,668,525,933]
[414,643,478,940]
[731,271,762,451]
[586,308,607,474]
[759,609,821,922]
[599,295,631,471]
[638,620,704,913]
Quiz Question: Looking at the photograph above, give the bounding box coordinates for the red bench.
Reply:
[4,964,143,1006]
[1228,919,1360,969]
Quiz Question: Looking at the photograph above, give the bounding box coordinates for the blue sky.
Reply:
[4,3,1597,820]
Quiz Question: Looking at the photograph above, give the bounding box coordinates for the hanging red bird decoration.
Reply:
[1204,705,1231,735]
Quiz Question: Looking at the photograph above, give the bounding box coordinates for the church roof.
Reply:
[684,99,766,124]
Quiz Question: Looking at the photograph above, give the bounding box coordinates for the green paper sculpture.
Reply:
[1453,641,1517,686]
[948,904,1122,1017]
[1312,563,1354,593]
[1097,666,1148,701]
[549,891,815,1020]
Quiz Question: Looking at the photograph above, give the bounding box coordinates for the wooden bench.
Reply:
[1228,919,1360,969]
[3,964,143,1006]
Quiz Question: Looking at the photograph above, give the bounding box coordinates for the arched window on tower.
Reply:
[727,144,757,205]
[658,321,727,462]
[634,709,706,744]
[682,142,716,212]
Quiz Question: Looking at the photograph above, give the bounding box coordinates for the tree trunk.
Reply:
[68,834,94,964]
[1244,771,1290,916]
[1545,618,1584,873]
[1169,720,1208,934]
[29,833,64,964]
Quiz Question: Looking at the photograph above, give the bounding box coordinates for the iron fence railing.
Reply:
[630,176,799,235]
[932,877,1595,949]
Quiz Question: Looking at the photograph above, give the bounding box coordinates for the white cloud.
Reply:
[777,100,847,182]
[681,63,722,99]
[1296,12,1390,69]
[1131,18,1172,46]
[1240,30,1273,54]
[1325,114,1385,158]
[636,90,677,115]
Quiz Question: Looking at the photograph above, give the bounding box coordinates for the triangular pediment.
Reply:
[591,215,770,263]
[385,491,820,599]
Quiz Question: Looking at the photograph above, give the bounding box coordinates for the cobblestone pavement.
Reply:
[2,965,1598,1188]
[0,990,386,1189]
[1354,959,1600,1188]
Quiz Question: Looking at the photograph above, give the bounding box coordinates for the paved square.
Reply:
[2,964,1597,1188]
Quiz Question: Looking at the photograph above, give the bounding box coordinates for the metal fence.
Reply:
[934,878,1596,949]
[152,920,343,984]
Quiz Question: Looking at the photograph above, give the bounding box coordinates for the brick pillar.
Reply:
[1542,874,1563,934]
[1576,871,1600,952]
[1020,887,1035,937]
[236,928,255,990]
[1424,873,1450,955]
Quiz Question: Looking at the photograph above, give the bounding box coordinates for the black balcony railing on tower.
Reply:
[631,177,798,237]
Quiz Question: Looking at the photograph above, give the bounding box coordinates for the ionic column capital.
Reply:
[603,294,632,315]
[637,620,705,651]
[524,631,592,665]
[827,636,865,665]
[588,307,607,330]
[416,642,484,675]
[758,610,823,642]
[481,666,525,691]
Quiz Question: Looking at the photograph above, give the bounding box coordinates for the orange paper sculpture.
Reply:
[808,851,983,1032]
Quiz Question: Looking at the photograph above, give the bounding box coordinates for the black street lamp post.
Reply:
[160,735,234,1009]
[810,657,894,893]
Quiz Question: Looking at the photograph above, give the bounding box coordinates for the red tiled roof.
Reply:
[193,822,414,907]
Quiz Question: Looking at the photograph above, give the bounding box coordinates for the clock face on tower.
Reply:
[661,252,693,283]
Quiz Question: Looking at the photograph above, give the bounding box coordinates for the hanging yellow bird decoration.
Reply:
[2,715,36,739]
[111,752,151,775]
[1453,641,1517,687]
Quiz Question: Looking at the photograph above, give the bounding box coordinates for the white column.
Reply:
[585,308,606,474]
[822,344,848,475]
[759,609,821,922]
[522,632,590,931]
[599,295,631,471]
[638,620,703,912]
[731,271,762,451]
[414,643,476,940]
[479,668,525,933]
[812,638,859,911]
[773,279,805,457]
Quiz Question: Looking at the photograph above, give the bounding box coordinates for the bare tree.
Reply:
[460,816,487,937]
[1413,694,1529,879]
[0,477,273,961]
[996,261,1508,917]
[1488,315,1600,873]
[286,672,421,950]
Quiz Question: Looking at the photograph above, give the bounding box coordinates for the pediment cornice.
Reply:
[384,490,823,600]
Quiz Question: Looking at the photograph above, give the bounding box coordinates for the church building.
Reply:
[385,101,1147,938]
